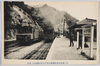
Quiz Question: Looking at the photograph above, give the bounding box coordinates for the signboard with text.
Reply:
[84,28,91,37]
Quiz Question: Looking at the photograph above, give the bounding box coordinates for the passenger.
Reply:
[69,32,74,47]
[57,29,60,38]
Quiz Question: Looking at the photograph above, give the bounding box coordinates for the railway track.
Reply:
[4,41,20,56]
[22,42,52,60]
[4,40,44,56]
[4,46,24,56]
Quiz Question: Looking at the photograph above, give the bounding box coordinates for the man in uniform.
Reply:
[69,32,74,47]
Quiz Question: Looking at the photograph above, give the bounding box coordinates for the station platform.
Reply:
[46,35,87,60]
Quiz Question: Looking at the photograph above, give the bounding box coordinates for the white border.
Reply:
[0,0,100,65]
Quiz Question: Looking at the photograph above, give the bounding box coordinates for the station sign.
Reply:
[84,28,91,37]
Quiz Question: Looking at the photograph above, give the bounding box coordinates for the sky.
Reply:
[24,1,98,21]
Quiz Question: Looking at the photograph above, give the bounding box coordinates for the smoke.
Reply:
[37,4,65,31]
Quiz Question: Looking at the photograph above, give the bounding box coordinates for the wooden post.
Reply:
[81,28,85,54]
[77,32,79,49]
[90,25,94,58]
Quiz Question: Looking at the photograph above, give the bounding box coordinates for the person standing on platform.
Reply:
[69,32,74,47]
[57,28,60,38]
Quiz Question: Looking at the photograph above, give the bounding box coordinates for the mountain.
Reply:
[63,11,79,27]
[36,4,78,31]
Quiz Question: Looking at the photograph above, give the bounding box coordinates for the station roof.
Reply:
[77,18,97,25]
[68,18,97,29]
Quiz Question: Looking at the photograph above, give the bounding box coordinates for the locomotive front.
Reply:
[16,25,34,43]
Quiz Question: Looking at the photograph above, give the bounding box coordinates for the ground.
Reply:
[46,35,87,60]
[5,35,97,60]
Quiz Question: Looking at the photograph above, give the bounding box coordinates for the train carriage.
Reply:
[16,22,43,45]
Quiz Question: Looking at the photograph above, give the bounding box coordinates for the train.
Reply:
[43,29,56,43]
[16,23,55,45]
[16,25,42,44]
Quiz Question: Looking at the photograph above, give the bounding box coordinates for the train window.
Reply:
[17,25,32,34]
[21,26,32,33]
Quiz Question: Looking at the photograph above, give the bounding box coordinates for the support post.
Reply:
[81,28,85,54]
[77,32,79,49]
[90,25,94,59]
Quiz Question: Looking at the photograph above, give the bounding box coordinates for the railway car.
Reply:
[16,23,43,45]
[43,29,56,42]
[16,21,56,45]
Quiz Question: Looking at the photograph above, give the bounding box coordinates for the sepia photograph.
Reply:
[1,1,99,65]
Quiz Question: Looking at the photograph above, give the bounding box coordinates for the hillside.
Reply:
[4,2,36,40]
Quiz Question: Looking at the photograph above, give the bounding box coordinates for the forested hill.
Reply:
[4,2,78,40]
[4,2,37,40]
